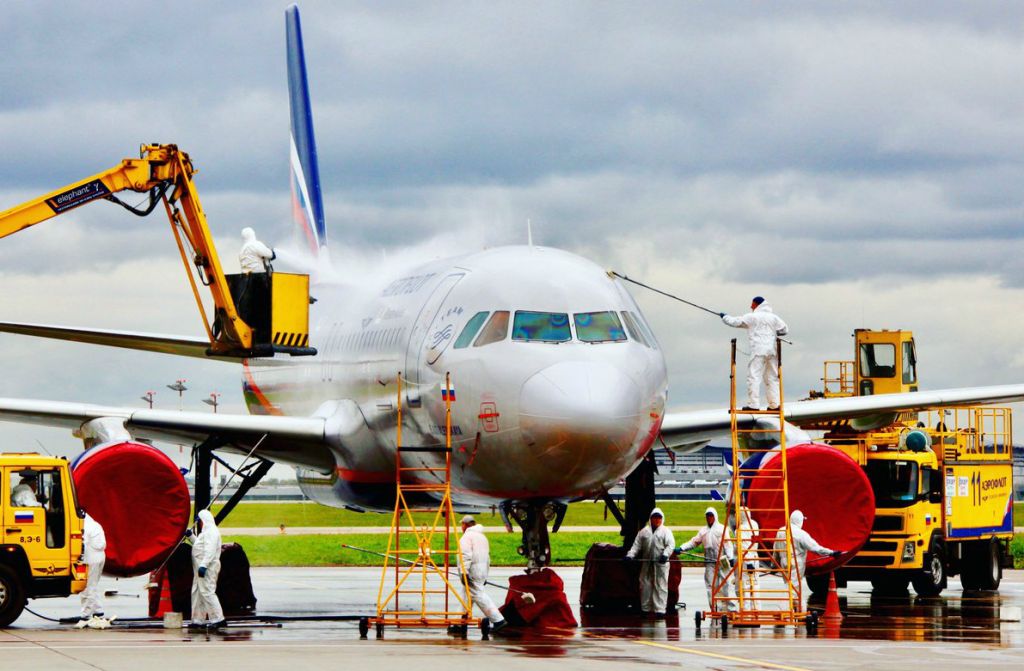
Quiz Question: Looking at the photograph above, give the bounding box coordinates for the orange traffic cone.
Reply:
[154,573,173,618]
[822,571,843,624]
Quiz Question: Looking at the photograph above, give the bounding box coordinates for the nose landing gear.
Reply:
[502,500,567,571]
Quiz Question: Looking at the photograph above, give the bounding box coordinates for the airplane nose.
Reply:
[517,361,646,494]
[519,361,641,427]
[500,361,655,497]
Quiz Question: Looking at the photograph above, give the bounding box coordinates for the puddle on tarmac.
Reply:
[573,589,1016,645]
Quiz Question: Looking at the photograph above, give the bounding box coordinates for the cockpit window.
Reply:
[473,311,509,347]
[629,310,659,349]
[620,311,650,347]
[574,311,627,343]
[512,311,571,342]
[454,311,489,349]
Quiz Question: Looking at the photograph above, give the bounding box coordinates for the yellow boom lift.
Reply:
[0,144,314,358]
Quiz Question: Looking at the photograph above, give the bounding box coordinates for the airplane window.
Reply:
[512,311,571,343]
[620,311,649,347]
[574,312,627,343]
[629,311,659,349]
[454,311,489,349]
[474,311,509,347]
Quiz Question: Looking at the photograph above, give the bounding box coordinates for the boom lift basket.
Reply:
[224,272,313,356]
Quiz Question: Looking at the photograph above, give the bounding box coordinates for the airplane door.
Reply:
[404,273,464,405]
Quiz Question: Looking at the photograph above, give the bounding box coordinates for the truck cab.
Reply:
[817,329,917,398]
[0,454,87,627]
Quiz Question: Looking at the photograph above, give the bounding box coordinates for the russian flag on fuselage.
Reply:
[286,5,327,256]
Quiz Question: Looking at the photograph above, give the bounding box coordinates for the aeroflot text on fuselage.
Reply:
[382,273,437,297]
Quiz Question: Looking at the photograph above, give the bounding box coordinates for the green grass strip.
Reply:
[213,500,729,528]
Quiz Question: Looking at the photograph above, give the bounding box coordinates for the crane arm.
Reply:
[0,144,313,358]
[0,154,161,238]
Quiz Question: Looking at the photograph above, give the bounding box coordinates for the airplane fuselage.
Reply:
[244,245,668,511]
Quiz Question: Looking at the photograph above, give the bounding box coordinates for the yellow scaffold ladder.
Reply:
[705,339,811,628]
[370,372,477,638]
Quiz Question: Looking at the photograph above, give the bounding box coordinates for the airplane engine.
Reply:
[743,442,875,576]
[71,440,191,577]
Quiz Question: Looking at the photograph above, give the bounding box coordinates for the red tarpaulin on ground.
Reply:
[499,568,577,629]
[73,441,191,576]
[746,442,875,575]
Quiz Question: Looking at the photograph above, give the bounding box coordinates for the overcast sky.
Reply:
[2,2,1024,470]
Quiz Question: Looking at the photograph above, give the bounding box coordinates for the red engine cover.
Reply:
[72,441,190,577]
[746,442,875,575]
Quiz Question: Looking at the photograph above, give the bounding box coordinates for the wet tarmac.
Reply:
[2,567,1022,670]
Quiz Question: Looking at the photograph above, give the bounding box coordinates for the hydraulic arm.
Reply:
[0,144,314,358]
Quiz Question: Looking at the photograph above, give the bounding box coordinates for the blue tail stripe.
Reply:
[285,4,327,248]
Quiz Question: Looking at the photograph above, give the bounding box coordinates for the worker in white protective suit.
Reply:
[677,507,734,611]
[11,472,41,507]
[625,508,676,616]
[239,227,276,273]
[730,506,760,612]
[720,297,788,411]
[459,516,507,632]
[773,510,841,600]
[79,512,107,621]
[189,509,225,629]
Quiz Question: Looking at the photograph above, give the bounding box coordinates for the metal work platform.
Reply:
[698,339,813,629]
[369,373,477,638]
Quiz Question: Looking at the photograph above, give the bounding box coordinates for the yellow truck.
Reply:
[1,454,88,626]
[807,330,1014,596]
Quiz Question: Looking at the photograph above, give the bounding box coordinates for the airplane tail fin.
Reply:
[285,4,327,256]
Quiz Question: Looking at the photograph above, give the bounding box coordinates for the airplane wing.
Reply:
[0,397,344,472]
[660,384,1024,451]
[0,321,239,362]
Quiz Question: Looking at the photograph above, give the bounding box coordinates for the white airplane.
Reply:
[1,6,1023,570]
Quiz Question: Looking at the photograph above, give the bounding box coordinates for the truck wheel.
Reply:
[972,540,1002,591]
[806,574,830,596]
[960,541,979,590]
[0,565,27,628]
[912,539,946,597]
